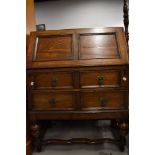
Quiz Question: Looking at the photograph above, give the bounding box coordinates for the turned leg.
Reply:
[31,121,42,152]
[117,120,129,152]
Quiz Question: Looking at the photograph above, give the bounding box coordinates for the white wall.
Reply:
[35,0,123,30]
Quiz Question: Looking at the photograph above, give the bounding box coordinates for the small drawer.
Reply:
[80,91,128,110]
[32,71,74,89]
[31,92,75,110]
[80,70,121,88]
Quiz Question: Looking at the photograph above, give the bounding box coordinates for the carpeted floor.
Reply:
[32,121,128,155]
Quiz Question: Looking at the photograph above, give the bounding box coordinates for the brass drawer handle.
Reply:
[51,79,57,87]
[97,76,104,85]
[49,98,56,107]
[100,97,107,106]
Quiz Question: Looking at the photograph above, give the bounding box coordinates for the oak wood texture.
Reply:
[27,27,128,152]
[28,66,128,90]
[80,90,128,110]
[35,34,74,61]
[31,71,74,90]
[79,33,119,59]
[29,110,128,120]
[27,28,128,69]
[80,69,121,88]
[31,91,76,110]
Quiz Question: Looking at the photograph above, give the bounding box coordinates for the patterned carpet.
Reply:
[32,121,129,155]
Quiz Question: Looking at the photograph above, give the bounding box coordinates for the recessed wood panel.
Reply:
[33,34,73,61]
[80,70,121,88]
[80,91,128,110]
[79,33,119,59]
[32,92,75,110]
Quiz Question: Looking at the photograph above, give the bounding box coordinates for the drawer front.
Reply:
[32,92,75,110]
[33,71,74,89]
[80,70,121,88]
[80,91,128,110]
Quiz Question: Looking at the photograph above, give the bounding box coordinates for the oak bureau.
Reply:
[27,27,129,152]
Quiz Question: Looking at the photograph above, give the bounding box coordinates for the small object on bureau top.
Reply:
[36,24,46,31]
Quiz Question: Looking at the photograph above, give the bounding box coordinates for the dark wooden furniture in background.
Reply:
[27,27,129,152]
[123,0,129,44]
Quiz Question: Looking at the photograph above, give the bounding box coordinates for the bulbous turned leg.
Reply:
[31,121,42,152]
[117,120,129,152]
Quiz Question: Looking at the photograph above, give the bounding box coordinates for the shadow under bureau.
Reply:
[27,27,129,152]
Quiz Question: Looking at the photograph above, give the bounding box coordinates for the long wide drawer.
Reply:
[80,90,128,110]
[31,91,76,110]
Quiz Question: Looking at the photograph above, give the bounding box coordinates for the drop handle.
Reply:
[49,98,56,107]
[51,79,57,87]
[97,76,104,85]
[100,97,107,106]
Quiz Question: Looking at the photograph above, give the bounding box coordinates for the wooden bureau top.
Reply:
[27,27,128,69]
